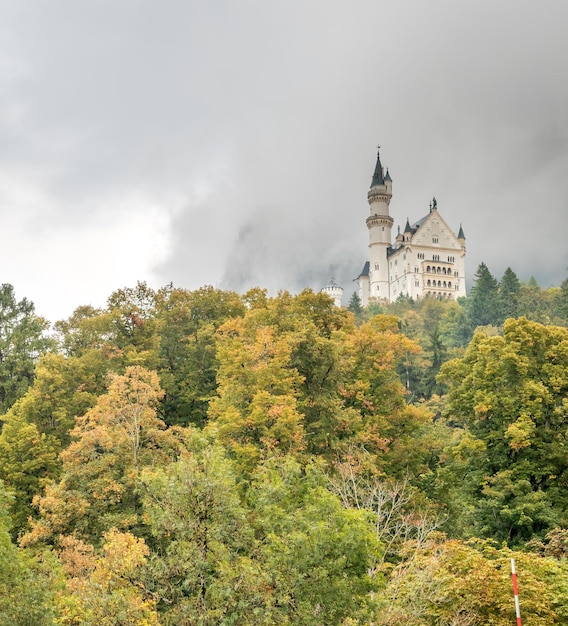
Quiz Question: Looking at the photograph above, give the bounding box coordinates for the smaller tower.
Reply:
[321,277,344,307]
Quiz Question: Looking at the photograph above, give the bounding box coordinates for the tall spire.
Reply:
[370,146,385,188]
[458,224,465,239]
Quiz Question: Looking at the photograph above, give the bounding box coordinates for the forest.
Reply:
[1,263,568,625]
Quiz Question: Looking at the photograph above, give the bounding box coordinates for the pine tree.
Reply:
[555,277,568,323]
[498,267,520,323]
[468,262,500,329]
[348,291,363,316]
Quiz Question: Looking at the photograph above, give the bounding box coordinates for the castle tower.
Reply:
[366,149,393,301]
[321,277,344,307]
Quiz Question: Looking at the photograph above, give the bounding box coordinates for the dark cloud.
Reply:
[0,0,567,320]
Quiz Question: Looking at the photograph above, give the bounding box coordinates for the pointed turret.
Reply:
[404,218,412,233]
[370,148,385,187]
[458,224,465,239]
[384,168,392,182]
[365,147,394,302]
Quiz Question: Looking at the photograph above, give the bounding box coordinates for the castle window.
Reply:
[418,252,425,259]
[442,267,447,275]
[426,265,431,273]
[443,281,447,288]
[454,270,458,277]
[437,281,441,288]
[448,281,452,288]
[448,255,454,262]
[414,266,419,273]
[415,280,419,287]
[432,236,438,243]
[427,280,431,286]
[374,263,379,270]
[437,267,441,274]
[433,254,440,261]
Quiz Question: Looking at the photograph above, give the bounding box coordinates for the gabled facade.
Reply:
[358,149,466,305]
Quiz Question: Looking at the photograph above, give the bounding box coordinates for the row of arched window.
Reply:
[425,265,454,275]
[426,291,453,299]
[426,280,452,288]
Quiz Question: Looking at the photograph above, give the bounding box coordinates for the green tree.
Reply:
[556,277,568,323]
[140,434,263,625]
[498,266,521,322]
[438,318,568,543]
[0,284,55,413]
[467,262,500,329]
[5,352,110,446]
[518,278,555,323]
[0,482,62,624]
[0,414,60,535]
[248,457,381,625]
[348,291,363,317]
[155,285,245,427]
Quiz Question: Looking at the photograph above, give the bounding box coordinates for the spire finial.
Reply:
[370,146,385,188]
[432,196,437,209]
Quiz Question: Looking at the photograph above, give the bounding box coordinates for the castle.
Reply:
[356,148,467,306]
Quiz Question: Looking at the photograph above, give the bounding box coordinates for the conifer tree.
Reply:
[555,277,568,323]
[348,291,363,316]
[467,262,500,329]
[498,266,521,323]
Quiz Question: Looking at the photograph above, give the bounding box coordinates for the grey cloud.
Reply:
[0,0,567,320]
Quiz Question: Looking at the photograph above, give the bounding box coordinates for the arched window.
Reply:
[427,279,431,286]
[443,281,447,288]
[437,267,441,274]
[448,281,452,288]
[426,265,431,273]
[437,280,441,288]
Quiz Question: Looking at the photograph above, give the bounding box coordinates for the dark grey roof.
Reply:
[370,150,385,187]
[404,218,412,232]
[357,261,370,278]
[458,224,465,239]
[384,168,392,182]
[411,213,429,231]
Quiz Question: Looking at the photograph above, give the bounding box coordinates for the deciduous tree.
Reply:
[438,317,568,543]
[23,366,181,547]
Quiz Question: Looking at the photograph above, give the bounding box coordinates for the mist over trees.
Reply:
[0,270,567,624]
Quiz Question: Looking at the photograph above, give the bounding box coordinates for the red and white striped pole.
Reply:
[511,558,522,626]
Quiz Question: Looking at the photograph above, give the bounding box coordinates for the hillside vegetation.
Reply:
[1,266,568,624]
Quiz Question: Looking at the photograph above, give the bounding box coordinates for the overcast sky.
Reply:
[1,0,567,322]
